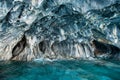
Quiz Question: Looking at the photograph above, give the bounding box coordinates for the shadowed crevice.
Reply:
[39,41,46,53]
[91,40,120,59]
[11,35,26,60]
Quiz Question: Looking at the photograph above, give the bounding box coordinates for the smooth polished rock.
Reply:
[0,0,120,61]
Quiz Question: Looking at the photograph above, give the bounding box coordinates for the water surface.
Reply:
[0,60,120,80]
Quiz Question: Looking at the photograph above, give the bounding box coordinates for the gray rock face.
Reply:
[0,0,120,61]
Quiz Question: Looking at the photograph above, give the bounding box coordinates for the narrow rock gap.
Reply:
[39,41,46,53]
[11,35,26,60]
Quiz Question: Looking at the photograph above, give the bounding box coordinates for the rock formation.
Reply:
[0,0,120,61]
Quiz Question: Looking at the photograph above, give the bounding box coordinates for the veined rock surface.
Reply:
[0,0,120,61]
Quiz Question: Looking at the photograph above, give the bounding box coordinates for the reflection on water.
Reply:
[0,60,120,80]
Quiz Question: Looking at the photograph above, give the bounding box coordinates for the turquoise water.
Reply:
[0,60,120,80]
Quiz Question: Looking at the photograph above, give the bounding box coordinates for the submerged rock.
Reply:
[0,0,120,61]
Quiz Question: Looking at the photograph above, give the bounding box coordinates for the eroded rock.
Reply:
[0,0,120,61]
